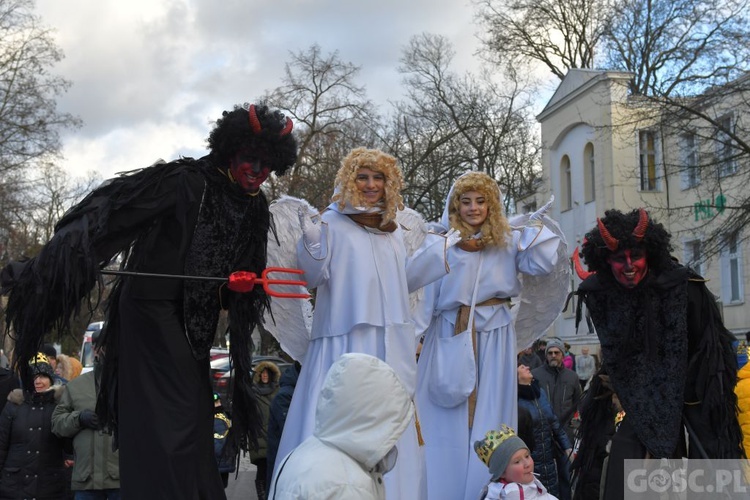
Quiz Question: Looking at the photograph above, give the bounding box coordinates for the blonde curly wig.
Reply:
[332,147,405,228]
[448,171,510,248]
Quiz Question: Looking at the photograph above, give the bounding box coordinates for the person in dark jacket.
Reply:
[517,364,571,498]
[213,393,235,488]
[532,338,580,500]
[51,336,120,499]
[250,360,281,500]
[265,361,300,488]
[0,354,68,500]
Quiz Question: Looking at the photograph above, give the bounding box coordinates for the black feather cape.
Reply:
[1,156,266,458]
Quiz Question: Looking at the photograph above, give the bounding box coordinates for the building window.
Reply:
[584,143,595,202]
[716,114,737,177]
[684,239,703,276]
[639,130,659,191]
[560,155,572,210]
[680,132,700,189]
[721,231,743,304]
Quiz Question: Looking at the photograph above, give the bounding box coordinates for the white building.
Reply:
[535,69,750,346]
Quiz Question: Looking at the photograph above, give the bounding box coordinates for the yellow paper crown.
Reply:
[475,424,517,466]
[29,352,51,365]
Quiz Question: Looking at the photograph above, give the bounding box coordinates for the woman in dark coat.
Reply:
[517,363,572,498]
[250,360,281,500]
[0,355,67,500]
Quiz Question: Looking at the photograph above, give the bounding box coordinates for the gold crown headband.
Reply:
[475,424,518,466]
[29,352,50,365]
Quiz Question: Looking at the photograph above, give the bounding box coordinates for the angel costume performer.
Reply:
[275,148,455,499]
[414,172,562,500]
[0,103,298,500]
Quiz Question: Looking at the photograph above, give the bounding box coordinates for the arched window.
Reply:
[560,155,572,210]
[584,143,595,202]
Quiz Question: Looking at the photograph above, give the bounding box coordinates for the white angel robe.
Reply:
[414,226,560,500]
[275,202,449,500]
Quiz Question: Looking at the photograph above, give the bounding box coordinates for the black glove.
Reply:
[78,409,99,429]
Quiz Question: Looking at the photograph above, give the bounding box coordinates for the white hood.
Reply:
[314,353,414,471]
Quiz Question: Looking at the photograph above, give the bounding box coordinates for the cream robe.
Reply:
[275,204,448,500]
[414,226,560,500]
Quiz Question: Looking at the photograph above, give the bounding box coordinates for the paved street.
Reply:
[225,453,259,500]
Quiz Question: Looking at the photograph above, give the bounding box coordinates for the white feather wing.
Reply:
[263,196,316,362]
[509,214,571,352]
[396,207,430,317]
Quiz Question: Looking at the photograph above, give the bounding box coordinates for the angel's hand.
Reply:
[298,207,321,247]
[528,195,554,227]
[445,228,462,248]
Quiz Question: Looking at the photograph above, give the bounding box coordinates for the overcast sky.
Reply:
[35,0,484,181]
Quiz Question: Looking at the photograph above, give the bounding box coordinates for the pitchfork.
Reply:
[100,266,310,299]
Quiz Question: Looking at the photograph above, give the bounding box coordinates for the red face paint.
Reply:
[607,248,648,288]
[229,150,270,193]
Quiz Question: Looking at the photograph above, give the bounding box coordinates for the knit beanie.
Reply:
[545,337,565,355]
[29,353,56,384]
[474,424,529,481]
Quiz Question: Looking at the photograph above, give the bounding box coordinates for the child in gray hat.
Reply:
[474,424,558,499]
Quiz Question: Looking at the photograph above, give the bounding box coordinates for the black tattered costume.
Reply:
[1,104,297,499]
[571,209,744,500]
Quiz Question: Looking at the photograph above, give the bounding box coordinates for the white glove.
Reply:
[445,228,462,248]
[298,207,321,247]
[528,195,554,226]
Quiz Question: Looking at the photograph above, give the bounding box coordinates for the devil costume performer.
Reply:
[572,208,744,500]
[0,103,298,500]
[413,172,561,500]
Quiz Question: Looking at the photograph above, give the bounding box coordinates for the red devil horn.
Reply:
[280,117,293,137]
[572,247,594,280]
[597,218,618,251]
[248,105,262,134]
[632,208,648,241]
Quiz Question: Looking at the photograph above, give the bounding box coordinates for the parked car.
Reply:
[79,321,105,374]
[209,356,233,389]
[210,347,229,360]
[214,356,292,407]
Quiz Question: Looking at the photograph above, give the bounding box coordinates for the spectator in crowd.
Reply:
[42,344,68,385]
[535,339,547,365]
[517,364,571,497]
[0,354,68,499]
[518,346,542,370]
[532,337,580,500]
[474,424,558,500]
[266,361,301,488]
[212,393,235,489]
[250,361,281,500]
[268,353,414,500]
[562,343,575,371]
[52,336,120,499]
[575,347,596,391]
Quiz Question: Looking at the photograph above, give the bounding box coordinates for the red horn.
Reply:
[572,247,594,280]
[597,218,618,251]
[632,208,648,241]
[248,105,262,134]
[280,117,293,137]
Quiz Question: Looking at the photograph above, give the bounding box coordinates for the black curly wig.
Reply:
[580,208,673,276]
[207,102,297,175]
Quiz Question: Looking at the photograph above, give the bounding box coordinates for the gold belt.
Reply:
[454,297,511,428]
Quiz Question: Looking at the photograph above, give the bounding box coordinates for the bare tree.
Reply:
[476,0,607,79]
[602,0,750,97]
[265,44,379,209]
[389,34,541,221]
[0,0,80,180]
[1,162,99,262]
